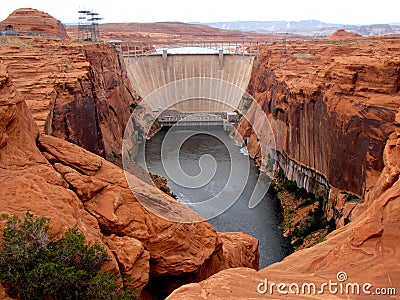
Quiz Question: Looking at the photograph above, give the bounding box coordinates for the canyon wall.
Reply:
[239,36,400,202]
[0,36,138,163]
[0,65,259,299]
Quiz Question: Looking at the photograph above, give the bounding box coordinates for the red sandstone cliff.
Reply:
[239,37,400,219]
[1,8,68,38]
[0,36,137,163]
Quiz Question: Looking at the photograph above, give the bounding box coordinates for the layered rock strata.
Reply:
[0,36,137,163]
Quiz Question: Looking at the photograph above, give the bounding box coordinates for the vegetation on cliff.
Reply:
[272,168,336,250]
[0,212,137,300]
[150,173,177,199]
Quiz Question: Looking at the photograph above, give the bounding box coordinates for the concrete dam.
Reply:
[123,45,256,122]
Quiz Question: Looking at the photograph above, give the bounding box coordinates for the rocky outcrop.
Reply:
[105,235,150,290]
[37,134,221,275]
[0,64,259,298]
[1,8,68,38]
[239,37,400,202]
[168,119,400,298]
[218,232,259,270]
[327,29,363,39]
[0,63,126,287]
[367,113,400,205]
[0,37,137,163]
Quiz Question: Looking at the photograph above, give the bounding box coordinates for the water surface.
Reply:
[137,128,292,268]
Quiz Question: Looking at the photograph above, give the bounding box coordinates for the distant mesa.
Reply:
[0,8,69,38]
[327,29,363,39]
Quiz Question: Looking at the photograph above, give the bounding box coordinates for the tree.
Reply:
[0,212,137,300]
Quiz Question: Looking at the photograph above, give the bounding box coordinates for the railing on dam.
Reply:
[157,110,239,127]
[115,40,261,57]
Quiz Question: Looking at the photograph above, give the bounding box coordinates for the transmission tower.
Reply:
[78,10,103,42]
[280,38,289,67]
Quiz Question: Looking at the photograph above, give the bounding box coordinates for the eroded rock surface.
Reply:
[238,37,400,229]
[240,37,400,197]
[0,36,137,163]
[218,232,259,270]
[105,235,150,291]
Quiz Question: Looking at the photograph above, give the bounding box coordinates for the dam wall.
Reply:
[124,53,254,112]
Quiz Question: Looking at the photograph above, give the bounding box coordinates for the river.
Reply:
[136,127,292,268]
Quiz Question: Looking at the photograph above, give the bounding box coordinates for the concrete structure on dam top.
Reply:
[123,44,256,119]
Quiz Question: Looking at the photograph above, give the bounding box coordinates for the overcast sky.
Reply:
[0,0,398,25]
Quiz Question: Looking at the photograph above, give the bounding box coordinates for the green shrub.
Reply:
[283,180,298,193]
[344,193,363,203]
[0,212,137,300]
[294,187,308,199]
[317,196,327,209]
[290,206,336,243]
[276,168,286,180]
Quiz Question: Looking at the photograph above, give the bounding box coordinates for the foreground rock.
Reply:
[37,134,223,292]
[0,65,259,298]
[0,63,123,285]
